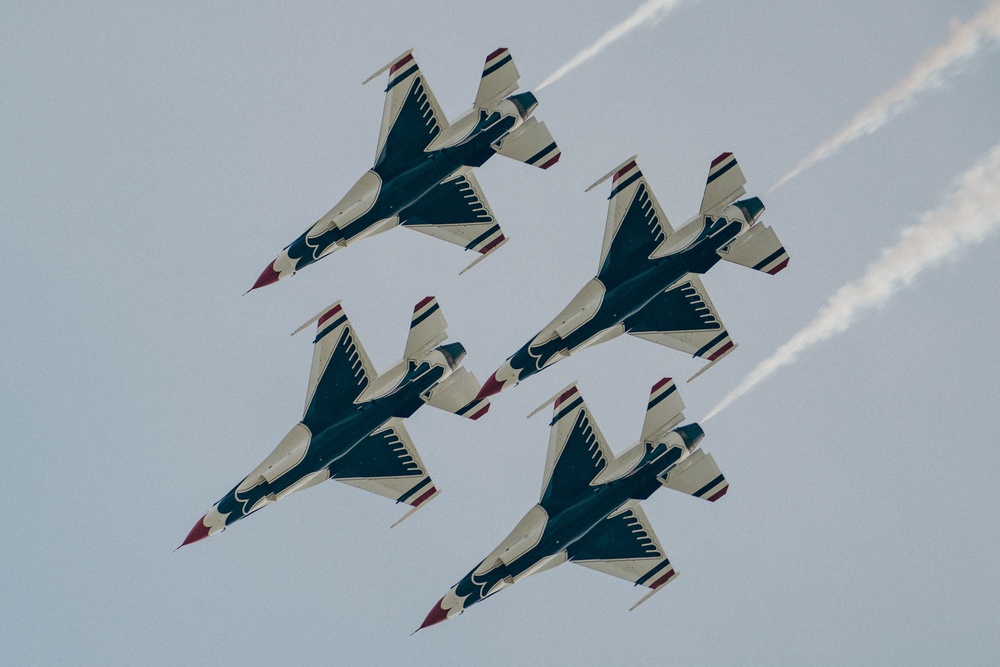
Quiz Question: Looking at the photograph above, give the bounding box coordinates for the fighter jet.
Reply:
[180,297,491,547]
[419,378,727,629]
[476,153,789,399]
[250,48,561,291]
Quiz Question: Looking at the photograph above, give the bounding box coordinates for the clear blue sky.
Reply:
[3,1,998,664]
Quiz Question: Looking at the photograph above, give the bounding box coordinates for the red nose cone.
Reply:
[179,516,212,548]
[250,262,282,291]
[419,598,451,630]
[475,372,505,401]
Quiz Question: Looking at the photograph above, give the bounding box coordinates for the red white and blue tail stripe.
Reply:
[700,151,747,214]
[475,48,520,110]
[640,377,686,443]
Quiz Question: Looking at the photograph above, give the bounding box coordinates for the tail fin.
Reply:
[474,48,520,110]
[640,378,686,443]
[405,297,448,362]
[493,117,561,169]
[718,204,790,275]
[700,152,747,214]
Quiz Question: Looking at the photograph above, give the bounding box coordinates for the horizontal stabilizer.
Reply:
[493,117,560,169]
[719,221,789,275]
[659,448,728,502]
[699,152,746,214]
[640,378,686,443]
[475,48,520,110]
[405,297,448,362]
[423,368,491,421]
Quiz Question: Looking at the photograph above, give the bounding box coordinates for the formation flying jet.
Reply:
[180,297,491,547]
[250,48,561,291]
[419,378,728,629]
[475,153,789,400]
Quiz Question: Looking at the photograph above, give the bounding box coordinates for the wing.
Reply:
[301,302,378,432]
[539,385,615,513]
[588,157,673,286]
[699,152,746,214]
[331,419,439,510]
[568,500,678,596]
[624,274,736,364]
[400,171,507,257]
[474,48,519,110]
[371,50,449,180]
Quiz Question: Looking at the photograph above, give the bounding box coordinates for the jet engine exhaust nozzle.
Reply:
[735,197,765,225]
[508,91,538,119]
[438,342,467,370]
[676,423,705,451]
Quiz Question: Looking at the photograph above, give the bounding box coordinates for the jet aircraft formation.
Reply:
[181,47,789,631]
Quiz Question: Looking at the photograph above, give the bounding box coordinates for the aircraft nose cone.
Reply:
[475,371,506,401]
[249,261,282,292]
[178,515,212,549]
[419,597,452,631]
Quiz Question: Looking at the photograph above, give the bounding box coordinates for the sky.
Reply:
[3,1,999,665]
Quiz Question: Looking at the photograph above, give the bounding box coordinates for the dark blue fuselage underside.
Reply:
[453,442,684,609]
[508,216,743,381]
[214,364,444,526]
[285,113,516,268]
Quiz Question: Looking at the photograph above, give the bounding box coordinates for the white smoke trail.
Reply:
[703,141,1000,422]
[536,0,684,91]
[769,1,1000,193]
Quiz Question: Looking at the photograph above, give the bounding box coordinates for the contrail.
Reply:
[536,0,684,91]
[769,1,1000,193]
[703,141,1000,422]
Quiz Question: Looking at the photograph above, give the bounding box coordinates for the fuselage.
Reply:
[507,210,748,384]
[210,360,447,528]
[447,435,694,613]
[278,107,522,276]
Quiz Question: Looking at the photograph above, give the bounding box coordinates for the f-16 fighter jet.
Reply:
[250,48,561,291]
[180,297,491,548]
[419,378,728,629]
[476,153,789,399]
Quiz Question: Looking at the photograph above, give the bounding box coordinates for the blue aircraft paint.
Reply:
[212,329,453,529]
[284,74,525,276]
[450,436,689,611]
[506,212,746,384]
